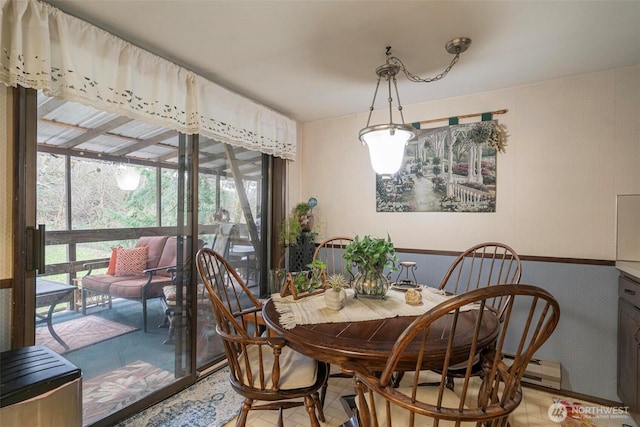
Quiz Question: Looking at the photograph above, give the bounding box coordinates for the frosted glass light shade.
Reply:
[116,166,141,191]
[359,124,416,175]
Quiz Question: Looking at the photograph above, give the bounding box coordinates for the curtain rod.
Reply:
[416,109,508,126]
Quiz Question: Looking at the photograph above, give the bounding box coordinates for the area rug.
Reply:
[117,365,243,427]
[551,397,637,427]
[35,315,138,354]
[83,360,175,426]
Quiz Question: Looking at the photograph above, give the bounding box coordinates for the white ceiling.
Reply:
[47,1,640,123]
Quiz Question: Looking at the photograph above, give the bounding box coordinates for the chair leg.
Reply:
[445,374,455,391]
[235,398,252,427]
[81,288,87,315]
[354,377,371,427]
[162,309,175,345]
[304,395,321,427]
[277,407,284,427]
[391,371,404,387]
[320,364,331,408]
[142,297,148,332]
[313,391,325,422]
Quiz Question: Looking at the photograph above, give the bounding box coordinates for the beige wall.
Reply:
[298,65,640,260]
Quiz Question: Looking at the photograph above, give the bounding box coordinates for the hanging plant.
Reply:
[487,122,508,153]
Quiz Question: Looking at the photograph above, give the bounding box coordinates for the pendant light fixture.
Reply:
[115,165,142,191]
[359,38,472,175]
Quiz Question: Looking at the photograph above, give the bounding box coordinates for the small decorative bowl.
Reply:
[405,288,423,305]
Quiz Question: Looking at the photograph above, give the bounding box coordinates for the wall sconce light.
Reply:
[115,165,142,191]
[359,38,472,175]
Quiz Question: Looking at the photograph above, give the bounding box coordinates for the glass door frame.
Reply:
[12,86,37,349]
[12,86,281,424]
[12,87,205,426]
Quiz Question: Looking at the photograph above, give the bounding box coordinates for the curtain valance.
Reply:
[0,0,296,159]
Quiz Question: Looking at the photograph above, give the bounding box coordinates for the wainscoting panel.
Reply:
[394,251,619,402]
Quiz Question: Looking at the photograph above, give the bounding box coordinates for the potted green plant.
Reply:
[293,259,326,295]
[280,216,303,246]
[280,201,318,271]
[343,235,398,299]
[293,202,314,232]
[292,272,310,293]
[307,259,326,290]
[324,273,348,310]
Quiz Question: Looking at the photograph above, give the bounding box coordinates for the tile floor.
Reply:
[223,371,638,427]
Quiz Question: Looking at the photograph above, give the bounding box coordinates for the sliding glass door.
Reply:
[28,90,196,426]
[195,140,266,368]
[15,88,273,425]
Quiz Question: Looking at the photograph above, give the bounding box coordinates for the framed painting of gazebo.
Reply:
[376,120,503,213]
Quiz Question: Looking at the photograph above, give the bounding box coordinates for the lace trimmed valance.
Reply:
[0,0,296,160]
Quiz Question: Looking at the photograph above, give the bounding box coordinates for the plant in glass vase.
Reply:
[343,235,398,299]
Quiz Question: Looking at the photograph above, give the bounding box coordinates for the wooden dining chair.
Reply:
[312,236,354,407]
[439,242,522,320]
[312,236,354,278]
[196,248,328,427]
[391,242,523,390]
[349,284,560,427]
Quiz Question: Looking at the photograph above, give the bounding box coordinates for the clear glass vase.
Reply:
[353,267,389,299]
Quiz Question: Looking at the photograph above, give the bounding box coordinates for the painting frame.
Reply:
[376,120,502,213]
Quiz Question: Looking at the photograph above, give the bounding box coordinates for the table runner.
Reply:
[271,286,474,329]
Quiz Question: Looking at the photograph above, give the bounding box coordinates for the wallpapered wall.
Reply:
[297,65,640,260]
[293,65,640,402]
[1,86,13,352]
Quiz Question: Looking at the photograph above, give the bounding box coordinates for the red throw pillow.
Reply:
[115,246,149,276]
[106,246,122,275]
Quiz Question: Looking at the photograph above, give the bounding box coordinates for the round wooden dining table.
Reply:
[261,296,500,373]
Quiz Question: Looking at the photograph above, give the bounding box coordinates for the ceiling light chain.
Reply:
[359,37,472,175]
[388,48,462,83]
[386,38,471,84]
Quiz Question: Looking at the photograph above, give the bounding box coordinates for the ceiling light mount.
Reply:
[360,37,472,175]
[445,37,472,55]
[374,62,401,80]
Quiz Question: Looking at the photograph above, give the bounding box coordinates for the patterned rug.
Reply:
[117,365,243,427]
[83,360,175,426]
[36,315,138,354]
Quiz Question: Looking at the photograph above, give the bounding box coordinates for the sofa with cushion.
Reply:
[82,235,178,332]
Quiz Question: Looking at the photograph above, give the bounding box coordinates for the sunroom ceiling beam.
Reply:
[39,117,142,145]
[37,143,173,169]
[60,116,134,148]
[37,97,67,119]
[111,129,178,156]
